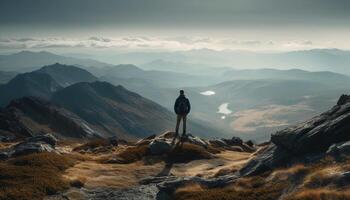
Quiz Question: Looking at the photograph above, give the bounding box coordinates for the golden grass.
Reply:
[168,143,213,163]
[270,164,310,182]
[110,144,149,164]
[286,189,350,200]
[0,152,77,200]
[73,139,109,152]
[174,176,286,200]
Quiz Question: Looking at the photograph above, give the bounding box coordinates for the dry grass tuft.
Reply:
[0,152,77,200]
[110,144,150,164]
[73,139,109,152]
[168,143,213,163]
[174,176,286,200]
[286,189,350,200]
[303,168,340,188]
[213,167,238,177]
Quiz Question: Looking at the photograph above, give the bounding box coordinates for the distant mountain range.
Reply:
[0,51,111,72]
[1,50,350,141]
[0,63,98,106]
[115,48,350,74]
[0,63,225,139]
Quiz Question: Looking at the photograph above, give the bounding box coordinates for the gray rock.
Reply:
[225,136,243,146]
[271,97,350,155]
[1,134,58,158]
[26,133,57,147]
[108,136,119,146]
[334,171,350,187]
[209,139,229,147]
[0,151,9,160]
[327,141,350,157]
[157,131,175,139]
[84,185,159,200]
[12,141,55,157]
[186,134,208,148]
[239,144,291,176]
[337,94,350,106]
[149,139,172,155]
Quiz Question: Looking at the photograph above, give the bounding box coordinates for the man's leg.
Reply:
[182,115,187,137]
[172,115,181,145]
[175,115,181,135]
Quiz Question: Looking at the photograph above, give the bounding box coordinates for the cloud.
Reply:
[88,37,111,42]
[0,36,324,52]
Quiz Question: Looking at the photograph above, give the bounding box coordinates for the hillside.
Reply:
[2,95,350,199]
[51,81,174,139]
[0,97,101,139]
[0,72,61,107]
[51,81,225,139]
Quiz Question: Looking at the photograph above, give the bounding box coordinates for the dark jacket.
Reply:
[174,94,191,115]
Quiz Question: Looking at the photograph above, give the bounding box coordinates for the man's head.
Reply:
[180,90,184,95]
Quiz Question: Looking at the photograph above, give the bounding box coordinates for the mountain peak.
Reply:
[36,63,98,87]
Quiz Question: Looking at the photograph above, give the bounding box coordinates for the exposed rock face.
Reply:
[0,108,33,138]
[271,96,350,155]
[327,141,350,158]
[149,139,172,155]
[209,137,255,153]
[0,133,58,159]
[337,94,350,106]
[240,95,350,176]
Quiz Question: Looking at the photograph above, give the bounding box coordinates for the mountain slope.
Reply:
[51,81,226,139]
[51,81,175,139]
[0,71,17,84]
[36,63,98,86]
[223,68,350,87]
[0,72,61,107]
[91,64,220,88]
[0,97,101,139]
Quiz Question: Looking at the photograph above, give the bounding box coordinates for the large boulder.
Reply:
[26,133,57,146]
[185,134,208,148]
[149,139,172,155]
[271,96,350,155]
[12,141,55,157]
[0,133,58,158]
[327,141,350,158]
[240,95,350,176]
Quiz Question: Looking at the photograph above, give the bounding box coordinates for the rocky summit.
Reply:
[240,94,350,176]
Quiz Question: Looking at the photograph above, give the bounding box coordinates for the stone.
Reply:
[12,141,55,157]
[186,134,208,148]
[337,94,350,106]
[239,144,291,176]
[149,139,172,155]
[209,139,228,147]
[327,141,350,157]
[108,136,119,146]
[271,98,350,155]
[26,133,58,147]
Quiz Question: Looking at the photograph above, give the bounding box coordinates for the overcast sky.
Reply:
[1,0,350,52]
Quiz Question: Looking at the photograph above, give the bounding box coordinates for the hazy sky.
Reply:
[1,0,350,52]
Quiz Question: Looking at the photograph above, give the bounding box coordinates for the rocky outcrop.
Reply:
[240,95,350,176]
[0,133,58,159]
[271,100,350,154]
[209,136,256,153]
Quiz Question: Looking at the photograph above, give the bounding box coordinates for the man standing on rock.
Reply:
[173,90,191,143]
